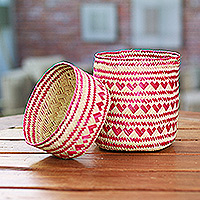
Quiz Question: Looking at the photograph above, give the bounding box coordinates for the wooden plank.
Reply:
[179,111,200,120]
[88,141,200,154]
[0,140,200,154]
[0,141,44,153]
[155,141,200,154]
[0,111,199,200]
[0,129,24,140]
[178,119,200,130]
[0,154,199,171]
[0,170,200,191]
[0,115,23,130]
[176,130,200,140]
[178,111,200,129]
[0,189,200,200]
[0,154,50,168]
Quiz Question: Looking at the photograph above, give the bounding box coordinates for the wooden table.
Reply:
[0,111,200,200]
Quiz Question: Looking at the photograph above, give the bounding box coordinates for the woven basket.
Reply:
[93,49,181,151]
[23,61,110,159]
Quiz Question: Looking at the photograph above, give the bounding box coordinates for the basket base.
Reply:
[96,135,176,152]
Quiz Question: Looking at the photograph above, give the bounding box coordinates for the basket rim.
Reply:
[23,61,79,146]
[94,49,181,61]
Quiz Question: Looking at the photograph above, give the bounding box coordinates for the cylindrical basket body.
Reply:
[93,49,181,151]
[23,61,110,159]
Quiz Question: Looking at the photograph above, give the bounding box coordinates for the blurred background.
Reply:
[0,0,200,116]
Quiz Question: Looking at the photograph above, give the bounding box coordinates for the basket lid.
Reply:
[23,61,110,159]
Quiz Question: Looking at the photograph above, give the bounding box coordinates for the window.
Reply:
[132,0,182,48]
[81,3,118,43]
[0,0,15,71]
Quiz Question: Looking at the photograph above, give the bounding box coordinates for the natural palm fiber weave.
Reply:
[23,61,110,159]
[93,49,181,151]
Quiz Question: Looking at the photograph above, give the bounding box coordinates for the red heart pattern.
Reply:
[151,81,159,90]
[127,83,137,91]
[107,81,114,89]
[116,82,125,90]
[116,103,127,112]
[105,81,178,92]
[135,127,146,137]
[141,104,151,113]
[139,82,149,90]
[152,103,162,113]
[147,127,156,136]
[128,104,139,114]
[110,101,178,115]
[124,127,133,136]
[110,123,177,137]
[163,103,170,111]
[112,126,122,136]
[161,82,168,89]
[157,126,165,134]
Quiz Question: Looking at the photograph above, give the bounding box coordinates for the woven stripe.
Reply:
[24,66,71,144]
[110,93,179,104]
[43,71,96,154]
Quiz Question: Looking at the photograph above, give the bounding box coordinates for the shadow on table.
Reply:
[30,155,91,170]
